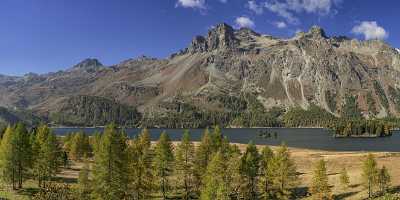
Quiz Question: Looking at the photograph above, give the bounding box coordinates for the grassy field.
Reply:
[1,144,399,200]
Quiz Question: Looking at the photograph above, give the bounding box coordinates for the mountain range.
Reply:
[1,23,400,126]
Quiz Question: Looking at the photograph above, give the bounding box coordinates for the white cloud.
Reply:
[176,0,206,9]
[247,1,264,15]
[235,16,255,28]
[274,21,287,28]
[219,0,228,3]
[352,21,388,40]
[264,0,341,24]
[396,48,400,54]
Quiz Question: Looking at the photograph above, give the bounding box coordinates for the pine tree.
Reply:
[75,161,91,199]
[225,145,242,199]
[270,144,298,200]
[377,166,391,195]
[69,132,91,161]
[154,132,174,200]
[259,145,274,199]
[92,124,129,200]
[0,123,32,190]
[175,130,195,199]
[239,141,260,200]
[210,126,223,153]
[339,167,350,189]
[129,128,154,200]
[194,128,212,191]
[200,152,230,200]
[0,125,17,189]
[310,159,331,200]
[362,153,378,198]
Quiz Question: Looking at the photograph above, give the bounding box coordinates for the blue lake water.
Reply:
[52,128,400,152]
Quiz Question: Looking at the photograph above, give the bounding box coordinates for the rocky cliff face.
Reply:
[1,23,400,120]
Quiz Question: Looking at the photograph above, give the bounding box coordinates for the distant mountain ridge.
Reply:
[1,23,400,126]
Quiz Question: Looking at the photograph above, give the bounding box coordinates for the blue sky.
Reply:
[0,0,399,76]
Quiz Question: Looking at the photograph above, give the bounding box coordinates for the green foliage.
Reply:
[325,91,337,112]
[367,92,378,115]
[75,161,91,199]
[154,132,175,199]
[193,128,213,191]
[374,81,389,110]
[333,119,392,137]
[32,125,62,188]
[175,130,195,199]
[129,128,154,199]
[310,159,331,200]
[283,105,337,127]
[50,95,141,127]
[200,152,231,200]
[0,123,33,189]
[259,145,275,199]
[91,124,129,200]
[239,141,260,199]
[64,132,92,161]
[269,144,298,199]
[341,95,362,119]
[362,154,379,198]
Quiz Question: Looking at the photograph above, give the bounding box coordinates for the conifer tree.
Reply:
[200,152,230,200]
[259,145,274,199]
[69,132,91,161]
[239,141,260,200]
[377,166,391,195]
[270,144,298,200]
[0,125,17,189]
[339,167,350,189]
[92,124,129,200]
[175,130,195,199]
[362,153,378,198]
[75,161,91,199]
[225,145,242,199]
[210,126,223,153]
[129,128,154,200]
[194,128,212,191]
[154,132,174,200]
[310,159,331,200]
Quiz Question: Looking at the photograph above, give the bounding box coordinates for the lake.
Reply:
[52,127,400,152]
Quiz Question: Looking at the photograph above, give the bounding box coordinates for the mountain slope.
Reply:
[1,23,400,124]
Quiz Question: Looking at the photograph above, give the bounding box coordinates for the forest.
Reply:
[0,123,398,199]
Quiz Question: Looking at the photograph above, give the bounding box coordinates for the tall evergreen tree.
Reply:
[225,145,242,199]
[92,124,129,200]
[270,144,298,200]
[69,132,91,161]
[239,141,260,200]
[194,128,212,191]
[175,130,195,199]
[310,159,331,200]
[154,132,174,200]
[129,128,154,200]
[0,126,17,189]
[200,152,230,200]
[259,145,274,199]
[362,153,378,198]
[75,161,91,199]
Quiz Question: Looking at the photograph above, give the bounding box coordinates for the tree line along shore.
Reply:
[0,123,399,199]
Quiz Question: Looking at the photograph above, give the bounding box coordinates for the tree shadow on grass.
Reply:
[52,176,77,184]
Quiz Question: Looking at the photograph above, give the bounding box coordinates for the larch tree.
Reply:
[239,141,260,200]
[75,161,91,199]
[194,128,212,191]
[0,126,17,189]
[310,159,332,200]
[12,123,32,189]
[362,153,378,198]
[154,132,174,200]
[270,144,298,200]
[259,145,274,199]
[91,124,129,200]
[200,152,230,200]
[175,130,195,199]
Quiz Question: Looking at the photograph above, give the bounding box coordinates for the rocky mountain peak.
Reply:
[71,58,103,72]
[305,26,327,39]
